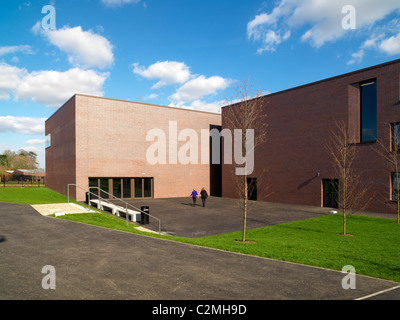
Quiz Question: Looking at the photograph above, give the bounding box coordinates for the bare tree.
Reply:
[224,79,268,242]
[325,120,371,235]
[375,123,400,224]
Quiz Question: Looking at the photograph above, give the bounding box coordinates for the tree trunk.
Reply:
[343,213,346,235]
[242,171,247,242]
[396,166,400,224]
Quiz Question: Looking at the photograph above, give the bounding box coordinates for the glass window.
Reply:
[99,178,109,199]
[135,178,143,198]
[143,178,152,198]
[113,179,121,198]
[392,173,400,200]
[123,178,131,198]
[392,123,400,152]
[89,178,98,198]
[360,80,377,142]
[45,134,51,148]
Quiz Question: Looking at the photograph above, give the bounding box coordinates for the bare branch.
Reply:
[224,79,269,242]
[325,120,372,234]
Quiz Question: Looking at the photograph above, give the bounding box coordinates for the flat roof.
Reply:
[222,58,400,108]
[46,92,222,123]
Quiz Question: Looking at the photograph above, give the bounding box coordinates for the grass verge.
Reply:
[0,187,69,204]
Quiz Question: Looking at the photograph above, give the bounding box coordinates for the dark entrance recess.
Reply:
[210,124,222,197]
[247,177,257,201]
[88,177,153,199]
[323,179,339,208]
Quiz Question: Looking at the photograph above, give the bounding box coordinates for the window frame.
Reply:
[391,172,400,201]
[45,133,51,149]
[359,79,377,143]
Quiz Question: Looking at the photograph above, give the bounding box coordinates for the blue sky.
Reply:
[1,0,400,168]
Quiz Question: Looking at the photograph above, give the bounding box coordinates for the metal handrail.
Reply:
[68,184,115,221]
[67,184,161,234]
[67,184,98,212]
[89,187,161,233]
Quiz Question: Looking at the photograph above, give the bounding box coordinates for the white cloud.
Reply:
[0,45,34,57]
[143,93,159,100]
[0,62,108,107]
[22,146,42,153]
[379,32,400,55]
[133,60,232,112]
[14,68,108,108]
[169,99,224,114]
[169,75,232,105]
[0,116,45,135]
[133,61,191,89]
[0,63,27,100]
[347,49,365,65]
[24,139,45,146]
[257,30,291,54]
[132,61,232,112]
[100,0,140,7]
[348,26,400,64]
[34,23,114,69]
[347,34,382,65]
[248,0,400,52]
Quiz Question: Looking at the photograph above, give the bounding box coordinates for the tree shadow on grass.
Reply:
[275,224,333,235]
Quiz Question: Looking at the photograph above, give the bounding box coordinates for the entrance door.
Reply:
[247,177,257,201]
[134,178,153,198]
[323,179,338,208]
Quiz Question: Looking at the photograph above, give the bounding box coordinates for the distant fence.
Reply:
[0,180,46,188]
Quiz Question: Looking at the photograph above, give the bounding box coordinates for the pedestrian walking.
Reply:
[200,187,208,207]
[190,189,198,206]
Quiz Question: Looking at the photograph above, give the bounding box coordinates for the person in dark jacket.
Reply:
[200,187,208,207]
[190,189,198,206]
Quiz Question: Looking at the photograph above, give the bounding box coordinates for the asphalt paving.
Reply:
[0,201,399,301]
[109,197,334,237]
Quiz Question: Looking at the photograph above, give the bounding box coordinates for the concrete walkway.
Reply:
[0,202,399,300]
[32,203,95,216]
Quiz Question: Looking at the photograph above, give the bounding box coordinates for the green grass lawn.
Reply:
[0,187,69,204]
[1,187,399,282]
[186,214,400,282]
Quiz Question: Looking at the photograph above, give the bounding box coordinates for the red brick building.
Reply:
[46,59,400,214]
[222,59,400,214]
[45,94,221,202]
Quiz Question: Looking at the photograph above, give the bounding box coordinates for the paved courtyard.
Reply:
[109,196,395,237]
[0,201,399,301]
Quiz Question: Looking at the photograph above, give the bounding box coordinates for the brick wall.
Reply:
[49,95,222,201]
[45,96,77,199]
[222,60,400,214]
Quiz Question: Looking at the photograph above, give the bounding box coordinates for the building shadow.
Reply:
[297,175,318,190]
[181,202,202,207]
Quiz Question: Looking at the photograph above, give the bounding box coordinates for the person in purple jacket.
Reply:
[190,189,198,206]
